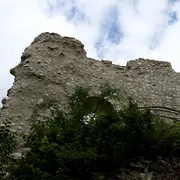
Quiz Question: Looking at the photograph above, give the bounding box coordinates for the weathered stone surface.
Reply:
[1,32,180,131]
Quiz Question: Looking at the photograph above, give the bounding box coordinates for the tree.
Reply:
[0,118,16,179]
[6,86,180,180]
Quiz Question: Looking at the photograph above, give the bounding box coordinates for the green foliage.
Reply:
[5,86,180,179]
[0,119,16,178]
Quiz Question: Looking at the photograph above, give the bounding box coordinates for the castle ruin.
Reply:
[1,32,180,131]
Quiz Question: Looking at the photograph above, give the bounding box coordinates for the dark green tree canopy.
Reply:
[2,86,180,180]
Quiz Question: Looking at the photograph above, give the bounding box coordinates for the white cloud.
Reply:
[0,0,180,104]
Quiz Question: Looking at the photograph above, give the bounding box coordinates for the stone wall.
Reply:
[1,32,180,131]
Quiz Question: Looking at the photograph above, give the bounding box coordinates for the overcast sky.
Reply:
[0,0,180,103]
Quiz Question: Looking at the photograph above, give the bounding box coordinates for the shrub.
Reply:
[0,119,16,179]
[6,86,180,179]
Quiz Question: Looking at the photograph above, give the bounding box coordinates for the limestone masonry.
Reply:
[1,32,180,131]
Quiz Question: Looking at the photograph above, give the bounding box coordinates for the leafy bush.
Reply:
[0,119,16,179]
[5,86,180,180]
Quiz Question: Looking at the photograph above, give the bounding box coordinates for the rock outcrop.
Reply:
[1,32,180,132]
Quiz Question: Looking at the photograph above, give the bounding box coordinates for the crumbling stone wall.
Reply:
[1,32,180,131]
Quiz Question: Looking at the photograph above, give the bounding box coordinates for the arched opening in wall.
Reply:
[82,96,118,125]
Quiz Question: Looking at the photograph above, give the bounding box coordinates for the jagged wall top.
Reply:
[126,58,173,72]
[1,32,180,133]
[33,32,84,47]
[21,32,174,72]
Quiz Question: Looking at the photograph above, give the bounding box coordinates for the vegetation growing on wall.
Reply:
[0,119,16,178]
[1,86,180,179]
